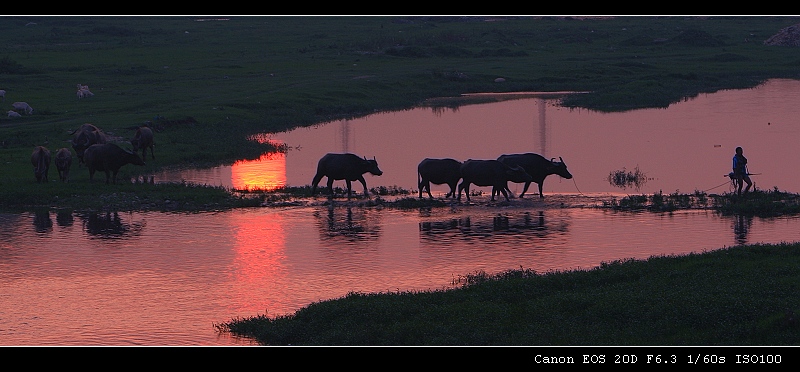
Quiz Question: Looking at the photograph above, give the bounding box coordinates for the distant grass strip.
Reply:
[218,242,800,345]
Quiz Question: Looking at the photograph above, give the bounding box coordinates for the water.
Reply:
[158,79,800,197]
[3,79,800,346]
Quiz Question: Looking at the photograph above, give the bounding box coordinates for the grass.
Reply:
[5,16,800,346]
[3,16,800,213]
[604,187,800,215]
[217,242,800,345]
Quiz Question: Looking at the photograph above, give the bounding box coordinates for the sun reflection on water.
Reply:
[230,152,287,191]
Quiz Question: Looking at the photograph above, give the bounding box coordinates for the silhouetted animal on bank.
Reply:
[54,147,72,182]
[31,146,51,183]
[496,153,573,198]
[71,123,107,165]
[457,159,533,202]
[130,126,154,160]
[417,158,462,199]
[83,143,146,184]
[311,153,383,200]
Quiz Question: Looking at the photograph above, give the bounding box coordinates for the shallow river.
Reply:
[2,79,800,346]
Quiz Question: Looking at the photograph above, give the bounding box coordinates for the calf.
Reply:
[130,126,155,160]
[55,148,73,182]
[31,146,51,183]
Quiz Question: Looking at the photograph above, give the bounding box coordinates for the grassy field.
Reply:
[2,16,800,212]
[218,242,800,346]
[4,16,800,346]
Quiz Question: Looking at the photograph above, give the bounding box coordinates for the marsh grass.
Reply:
[3,16,800,213]
[218,242,800,345]
[603,187,800,217]
[607,166,649,190]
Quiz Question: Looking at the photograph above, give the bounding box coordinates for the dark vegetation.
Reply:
[2,16,800,212]
[218,242,800,345]
[4,16,800,345]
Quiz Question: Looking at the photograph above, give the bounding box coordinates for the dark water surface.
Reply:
[3,79,800,346]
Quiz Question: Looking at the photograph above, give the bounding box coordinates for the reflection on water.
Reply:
[419,211,566,244]
[314,206,381,243]
[5,79,800,346]
[32,210,53,234]
[56,209,74,227]
[732,214,754,245]
[3,206,800,345]
[80,211,146,239]
[157,79,800,198]
[150,152,286,191]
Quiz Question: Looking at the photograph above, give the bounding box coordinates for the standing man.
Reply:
[732,146,752,196]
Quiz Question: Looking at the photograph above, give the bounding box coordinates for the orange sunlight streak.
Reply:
[230,152,287,191]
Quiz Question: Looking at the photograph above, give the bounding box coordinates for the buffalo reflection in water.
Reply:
[33,210,53,234]
[80,211,145,239]
[56,209,74,227]
[420,211,568,244]
[314,205,381,244]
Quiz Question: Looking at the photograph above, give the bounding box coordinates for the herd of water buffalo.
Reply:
[31,123,573,204]
[310,152,573,202]
[30,123,154,185]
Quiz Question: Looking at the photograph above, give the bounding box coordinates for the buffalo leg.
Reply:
[345,180,353,200]
[446,182,457,198]
[457,181,470,202]
[519,182,533,198]
[311,173,325,196]
[326,178,335,198]
[419,177,431,199]
[538,182,545,198]
[357,176,369,199]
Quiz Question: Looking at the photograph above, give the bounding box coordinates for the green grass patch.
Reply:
[3,16,800,213]
[217,242,800,345]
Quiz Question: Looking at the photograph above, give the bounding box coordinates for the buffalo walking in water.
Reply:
[417,158,462,199]
[84,143,146,184]
[31,146,51,183]
[496,153,573,198]
[311,153,383,200]
[54,148,73,182]
[131,126,155,160]
[457,159,533,202]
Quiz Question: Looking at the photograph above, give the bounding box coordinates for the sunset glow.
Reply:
[230,152,287,191]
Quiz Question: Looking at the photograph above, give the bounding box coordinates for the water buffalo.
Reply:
[417,158,462,199]
[84,143,146,184]
[131,126,155,160]
[31,146,51,183]
[311,153,383,200]
[71,123,107,165]
[54,148,73,182]
[496,153,573,198]
[457,159,533,202]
